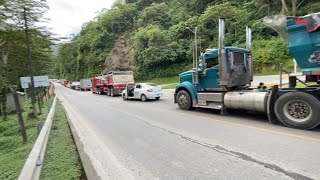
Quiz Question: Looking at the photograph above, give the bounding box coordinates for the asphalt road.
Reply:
[55,84,320,180]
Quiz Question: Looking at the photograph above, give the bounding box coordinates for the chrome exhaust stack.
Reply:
[246,26,253,82]
[218,18,228,86]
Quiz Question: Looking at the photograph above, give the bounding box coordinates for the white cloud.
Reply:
[44,0,115,39]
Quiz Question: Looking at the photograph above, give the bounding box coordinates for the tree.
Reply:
[138,3,171,28]
[0,0,52,118]
[53,0,319,80]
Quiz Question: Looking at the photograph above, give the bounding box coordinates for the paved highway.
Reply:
[55,84,320,180]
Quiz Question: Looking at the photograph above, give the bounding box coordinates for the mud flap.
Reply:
[267,85,278,123]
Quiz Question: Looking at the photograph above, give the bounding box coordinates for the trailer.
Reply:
[91,71,134,96]
[174,14,320,130]
[91,76,105,95]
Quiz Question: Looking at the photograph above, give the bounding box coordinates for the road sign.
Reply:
[20,76,49,89]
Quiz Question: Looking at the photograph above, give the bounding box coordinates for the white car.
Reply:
[122,83,162,102]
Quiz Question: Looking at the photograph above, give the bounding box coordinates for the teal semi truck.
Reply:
[174,14,320,130]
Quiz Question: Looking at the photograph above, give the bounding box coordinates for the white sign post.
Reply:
[20,76,50,100]
[20,76,50,89]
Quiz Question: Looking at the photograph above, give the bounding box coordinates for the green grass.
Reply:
[0,99,53,180]
[254,60,297,76]
[40,101,83,180]
[295,82,319,88]
[136,76,179,85]
[161,83,177,89]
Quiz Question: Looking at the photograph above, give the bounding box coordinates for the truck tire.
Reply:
[141,94,147,102]
[111,88,114,97]
[98,88,101,95]
[107,88,111,96]
[274,92,320,130]
[176,90,192,110]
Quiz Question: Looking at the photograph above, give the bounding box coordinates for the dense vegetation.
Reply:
[0,0,53,116]
[53,0,320,80]
[0,98,53,179]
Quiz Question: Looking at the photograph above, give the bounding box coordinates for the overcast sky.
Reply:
[44,0,116,39]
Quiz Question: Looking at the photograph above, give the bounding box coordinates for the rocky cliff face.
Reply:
[102,32,134,74]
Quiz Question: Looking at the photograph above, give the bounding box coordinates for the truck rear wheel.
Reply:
[176,90,192,110]
[111,88,114,97]
[275,92,320,130]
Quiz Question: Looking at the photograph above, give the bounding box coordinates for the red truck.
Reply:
[61,79,69,86]
[91,71,134,96]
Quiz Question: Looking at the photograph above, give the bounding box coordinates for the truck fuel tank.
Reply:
[224,91,269,113]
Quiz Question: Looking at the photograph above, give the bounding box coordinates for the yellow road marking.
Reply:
[56,84,320,143]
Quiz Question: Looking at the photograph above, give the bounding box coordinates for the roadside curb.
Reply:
[61,100,99,180]
[55,85,135,180]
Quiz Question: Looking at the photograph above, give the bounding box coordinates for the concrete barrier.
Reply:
[18,97,57,180]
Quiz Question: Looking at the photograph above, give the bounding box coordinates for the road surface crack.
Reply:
[141,120,313,180]
[104,105,313,180]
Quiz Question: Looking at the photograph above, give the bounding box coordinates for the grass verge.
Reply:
[136,76,179,85]
[295,82,319,88]
[0,98,53,180]
[161,83,177,89]
[40,100,84,180]
[255,61,296,76]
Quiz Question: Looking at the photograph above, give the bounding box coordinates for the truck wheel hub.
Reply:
[178,95,188,106]
[284,100,312,122]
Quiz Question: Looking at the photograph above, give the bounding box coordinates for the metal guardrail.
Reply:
[18,97,57,180]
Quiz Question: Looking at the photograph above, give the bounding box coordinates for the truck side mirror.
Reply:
[199,59,203,68]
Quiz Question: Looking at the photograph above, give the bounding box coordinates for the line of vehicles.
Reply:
[60,71,163,102]
[58,13,320,130]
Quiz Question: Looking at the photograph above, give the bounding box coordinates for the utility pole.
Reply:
[13,91,27,143]
[186,26,199,85]
[23,7,37,116]
[194,27,198,69]
[186,27,199,68]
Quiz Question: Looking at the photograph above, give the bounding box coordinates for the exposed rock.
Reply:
[102,32,134,74]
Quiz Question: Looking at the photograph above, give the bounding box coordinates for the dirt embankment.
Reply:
[102,32,134,74]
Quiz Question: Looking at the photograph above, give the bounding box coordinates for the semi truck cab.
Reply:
[175,16,320,130]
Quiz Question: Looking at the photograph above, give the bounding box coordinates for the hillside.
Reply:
[52,0,320,80]
[102,32,134,74]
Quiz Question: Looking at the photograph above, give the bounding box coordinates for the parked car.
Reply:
[80,79,92,91]
[70,81,80,90]
[122,83,162,102]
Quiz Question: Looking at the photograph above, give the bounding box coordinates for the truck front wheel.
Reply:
[176,90,192,110]
[275,92,320,130]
